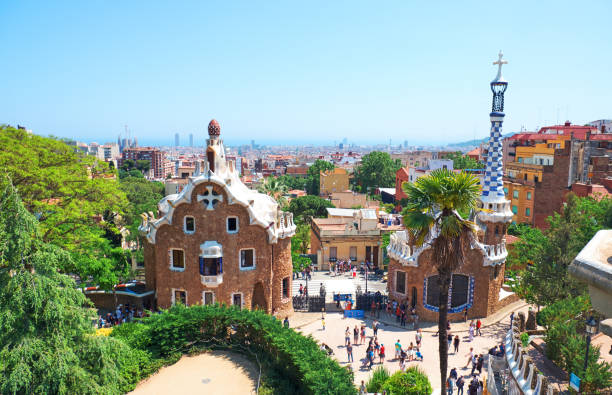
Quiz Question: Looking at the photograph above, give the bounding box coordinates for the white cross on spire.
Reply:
[492,50,508,82]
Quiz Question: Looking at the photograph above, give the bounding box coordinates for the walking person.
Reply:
[464,347,474,368]
[345,327,350,346]
[394,339,402,360]
[447,333,453,350]
[373,319,379,337]
[379,343,385,364]
[476,354,484,375]
[476,319,482,336]
[346,341,354,363]
[470,354,478,376]
[468,322,474,342]
[454,335,460,353]
[360,325,366,344]
[415,329,422,348]
[353,325,359,345]
[321,314,325,331]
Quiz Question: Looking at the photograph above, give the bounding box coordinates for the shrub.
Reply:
[366,366,390,392]
[382,367,432,395]
[112,304,356,394]
[520,332,530,348]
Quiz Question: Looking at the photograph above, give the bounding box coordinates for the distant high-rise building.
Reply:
[251,139,255,149]
[189,133,194,147]
[404,140,408,149]
[175,133,180,147]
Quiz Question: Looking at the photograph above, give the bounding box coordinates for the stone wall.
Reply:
[387,246,506,321]
[144,181,293,315]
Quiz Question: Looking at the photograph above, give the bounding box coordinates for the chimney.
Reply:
[564,121,571,127]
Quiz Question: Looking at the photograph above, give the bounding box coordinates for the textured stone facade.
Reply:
[141,120,295,317]
[387,247,510,321]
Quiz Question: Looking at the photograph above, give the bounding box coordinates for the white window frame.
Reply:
[512,190,519,199]
[395,271,407,295]
[231,292,243,308]
[171,288,187,305]
[239,248,256,271]
[226,216,239,234]
[184,216,196,234]
[169,248,186,272]
[202,291,215,305]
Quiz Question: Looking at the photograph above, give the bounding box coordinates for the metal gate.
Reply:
[292,295,326,312]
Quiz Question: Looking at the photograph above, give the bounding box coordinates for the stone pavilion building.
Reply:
[139,120,296,316]
[387,52,518,321]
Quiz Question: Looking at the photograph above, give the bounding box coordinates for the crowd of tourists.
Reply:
[96,303,149,328]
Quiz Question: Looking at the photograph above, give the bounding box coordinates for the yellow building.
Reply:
[319,168,350,197]
[503,136,568,224]
[310,209,382,270]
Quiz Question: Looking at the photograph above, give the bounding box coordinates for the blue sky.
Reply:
[1,1,610,146]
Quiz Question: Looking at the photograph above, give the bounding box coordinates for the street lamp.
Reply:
[583,316,599,381]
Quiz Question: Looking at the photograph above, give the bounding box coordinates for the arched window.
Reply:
[424,274,473,313]
[450,274,469,308]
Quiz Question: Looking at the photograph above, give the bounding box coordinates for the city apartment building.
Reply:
[503,122,611,227]
[319,167,350,197]
[119,147,165,178]
[140,120,296,316]
[310,208,382,271]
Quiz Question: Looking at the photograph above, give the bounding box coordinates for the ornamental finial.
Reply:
[492,50,508,83]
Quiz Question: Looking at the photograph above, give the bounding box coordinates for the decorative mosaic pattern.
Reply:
[423,275,475,313]
[481,120,506,198]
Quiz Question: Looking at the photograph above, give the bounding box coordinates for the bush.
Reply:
[112,304,356,394]
[520,332,530,348]
[366,366,390,392]
[382,367,432,395]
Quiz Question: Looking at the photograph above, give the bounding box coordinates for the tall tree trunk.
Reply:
[439,268,451,394]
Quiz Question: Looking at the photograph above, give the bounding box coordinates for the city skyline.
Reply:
[1,1,610,144]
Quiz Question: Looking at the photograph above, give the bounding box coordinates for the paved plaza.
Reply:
[295,300,530,393]
[292,270,387,301]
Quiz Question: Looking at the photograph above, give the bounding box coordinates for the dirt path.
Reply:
[130,350,258,395]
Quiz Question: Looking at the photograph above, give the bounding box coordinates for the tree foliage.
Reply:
[258,176,288,208]
[353,151,402,193]
[514,194,611,307]
[401,169,480,393]
[291,223,311,255]
[442,151,485,170]
[287,195,334,225]
[119,176,164,246]
[0,177,147,394]
[539,296,611,392]
[0,125,130,288]
[276,174,308,191]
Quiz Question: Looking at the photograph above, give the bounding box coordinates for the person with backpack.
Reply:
[468,376,479,395]
[456,376,465,395]
[476,354,484,374]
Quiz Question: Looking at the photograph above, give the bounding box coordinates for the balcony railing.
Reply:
[201,273,223,287]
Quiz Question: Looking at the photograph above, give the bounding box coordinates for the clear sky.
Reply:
[1,1,610,146]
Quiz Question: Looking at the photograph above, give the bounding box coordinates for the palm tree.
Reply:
[258,176,288,208]
[401,169,480,394]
